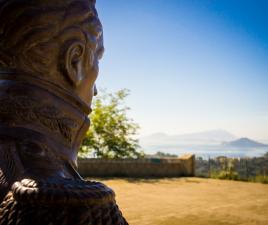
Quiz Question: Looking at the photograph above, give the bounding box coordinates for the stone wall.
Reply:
[78,154,195,178]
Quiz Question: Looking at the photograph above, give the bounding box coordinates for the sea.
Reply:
[143,145,268,159]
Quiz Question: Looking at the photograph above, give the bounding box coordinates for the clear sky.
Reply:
[95,0,268,140]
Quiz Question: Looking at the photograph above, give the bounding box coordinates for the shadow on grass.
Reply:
[86,177,161,183]
[85,177,202,184]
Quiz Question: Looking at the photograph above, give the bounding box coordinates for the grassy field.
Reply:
[97,178,268,225]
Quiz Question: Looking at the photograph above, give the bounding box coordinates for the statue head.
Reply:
[0,0,104,107]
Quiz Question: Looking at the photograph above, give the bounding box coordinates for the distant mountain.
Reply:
[138,131,268,158]
[223,138,268,148]
[140,129,237,147]
[171,129,237,143]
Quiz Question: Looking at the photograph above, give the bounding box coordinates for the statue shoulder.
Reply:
[11,178,115,206]
[0,179,128,225]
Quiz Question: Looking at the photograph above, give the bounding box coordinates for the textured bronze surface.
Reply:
[0,0,128,224]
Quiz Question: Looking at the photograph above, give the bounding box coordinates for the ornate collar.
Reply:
[0,72,90,164]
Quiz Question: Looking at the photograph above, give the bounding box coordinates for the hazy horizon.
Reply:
[138,128,268,142]
[96,0,268,140]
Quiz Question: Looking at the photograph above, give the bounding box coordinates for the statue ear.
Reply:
[64,41,85,86]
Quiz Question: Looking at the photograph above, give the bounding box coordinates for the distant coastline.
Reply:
[139,130,268,158]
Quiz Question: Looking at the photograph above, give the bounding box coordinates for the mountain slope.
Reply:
[223,138,268,148]
[140,129,237,146]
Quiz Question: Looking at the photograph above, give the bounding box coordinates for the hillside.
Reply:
[223,137,268,148]
[140,129,237,146]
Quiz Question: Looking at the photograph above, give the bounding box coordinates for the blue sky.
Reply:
[96,0,268,140]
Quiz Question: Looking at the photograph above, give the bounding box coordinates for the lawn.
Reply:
[97,178,268,225]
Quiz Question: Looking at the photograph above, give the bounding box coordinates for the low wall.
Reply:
[78,154,195,178]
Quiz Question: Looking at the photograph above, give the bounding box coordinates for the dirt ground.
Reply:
[99,178,268,225]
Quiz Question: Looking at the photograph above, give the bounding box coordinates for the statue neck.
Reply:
[0,72,90,177]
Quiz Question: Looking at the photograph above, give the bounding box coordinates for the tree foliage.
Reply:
[79,89,143,159]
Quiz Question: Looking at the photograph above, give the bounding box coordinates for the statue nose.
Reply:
[93,85,98,96]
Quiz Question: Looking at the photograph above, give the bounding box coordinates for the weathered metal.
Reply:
[0,1,128,224]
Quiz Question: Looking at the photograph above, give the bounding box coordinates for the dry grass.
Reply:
[96,178,268,225]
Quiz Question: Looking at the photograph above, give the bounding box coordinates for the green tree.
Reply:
[79,89,143,159]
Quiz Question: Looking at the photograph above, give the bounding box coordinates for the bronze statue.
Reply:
[0,0,128,224]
